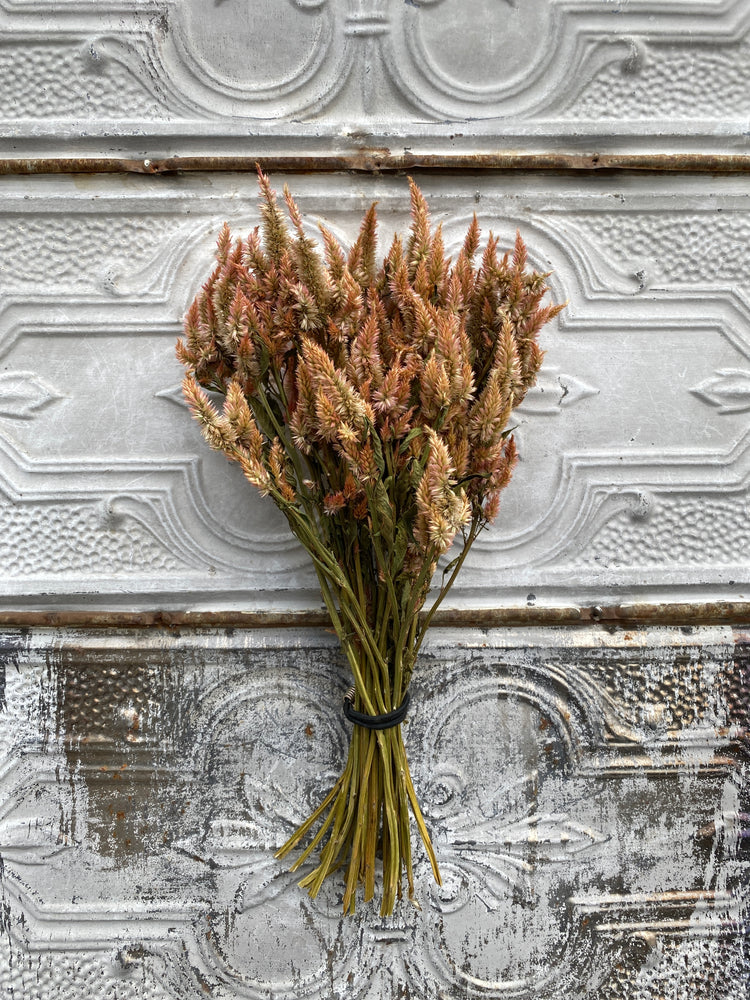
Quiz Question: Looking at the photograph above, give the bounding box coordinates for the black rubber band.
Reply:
[343,690,411,730]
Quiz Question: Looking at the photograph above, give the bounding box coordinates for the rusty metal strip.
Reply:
[0,602,749,630]
[3,153,750,175]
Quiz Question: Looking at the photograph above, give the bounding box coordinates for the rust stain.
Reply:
[2,152,750,175]
[1,600,749,629]
[48,645,186,862]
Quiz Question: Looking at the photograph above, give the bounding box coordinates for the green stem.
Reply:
[414,516,482,660]
[275,772,345,860]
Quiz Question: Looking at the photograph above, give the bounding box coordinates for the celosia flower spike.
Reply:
[463,213,481,260]
[512,229,527,272]
[406,177,431,276]
[222,379,255,441]
[427,223,449,302]
[256,165,290,264]
[347,202,379,289]
[215,222,232,266]
[181,374,236,452]
[283,185,330,311]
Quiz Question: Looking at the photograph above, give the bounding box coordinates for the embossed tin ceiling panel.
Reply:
[1,171,749,609]
[1,0,749,155]
[0,626,747,998]
[1,2,747,998]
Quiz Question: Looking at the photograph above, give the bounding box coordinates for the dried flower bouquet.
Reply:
[176,170,563,915]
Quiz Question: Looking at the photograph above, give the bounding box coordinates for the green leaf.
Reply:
[372,482,395,544]
[456,471,490,487]
[398,427,424,454]
[370,429,386,475]
[256,339,270,379]
[391,524,409,576]
[442,552,461,575]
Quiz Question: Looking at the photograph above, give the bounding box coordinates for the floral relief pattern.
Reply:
[0,0,747,131]
[0,631,747,998]
[3,176,750,599]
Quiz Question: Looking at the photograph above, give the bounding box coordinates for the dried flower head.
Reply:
[178,169,561,569]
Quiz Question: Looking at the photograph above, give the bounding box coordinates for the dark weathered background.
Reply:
[0,1,749,997]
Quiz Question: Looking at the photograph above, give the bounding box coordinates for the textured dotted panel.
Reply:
[724,657,750,728]
[55,655,167,745]
[0,503,182,577]
[565,40,750,121]
[0,939,171,1000]
[0,43,164,120]
[0,217,178,292]
[605,935,750,1000]
[0,637,39,755]
[572,497,750,569]
[573,212,750,285]
[581,648,749,731]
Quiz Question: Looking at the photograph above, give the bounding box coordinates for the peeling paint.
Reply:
[0,626,747,997]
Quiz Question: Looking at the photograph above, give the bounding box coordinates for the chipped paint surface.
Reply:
[0,626,747,998]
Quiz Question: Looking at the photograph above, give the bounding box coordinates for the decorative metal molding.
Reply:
[0,371,64,419]
[7,153,750,175]
[691,369,750,413]
[0,0,749,154]
[1,172,750,607]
